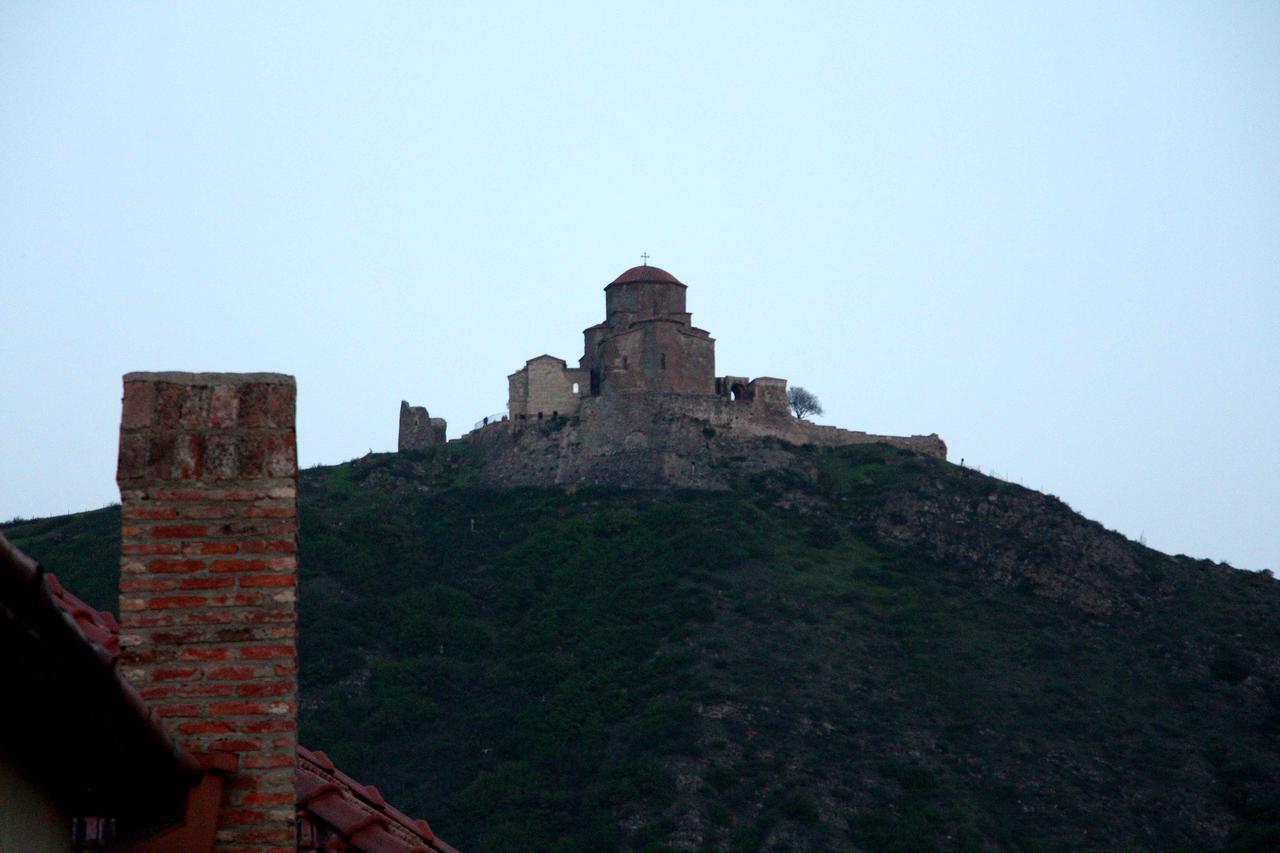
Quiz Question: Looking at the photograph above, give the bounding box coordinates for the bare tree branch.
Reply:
[788,386,823,420]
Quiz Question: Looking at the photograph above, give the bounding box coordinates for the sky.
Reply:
[2,2,1277,572]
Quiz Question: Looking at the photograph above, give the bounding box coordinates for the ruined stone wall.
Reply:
[509,357,587,421]
[399,401,446,450]
[747,377,790,417]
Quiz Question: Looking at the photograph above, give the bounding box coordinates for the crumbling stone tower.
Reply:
[398,401,446,451]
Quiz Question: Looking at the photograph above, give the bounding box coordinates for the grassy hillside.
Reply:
[6,444,1279,851]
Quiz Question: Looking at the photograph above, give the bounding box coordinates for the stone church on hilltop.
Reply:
[505,264,788,424]
[399,263,945,487]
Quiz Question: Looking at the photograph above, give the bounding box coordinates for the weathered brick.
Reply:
[210,701,267,716]
[177,383,211,428]
[210,383,239,428]
[179,576,236,591]
[152,630,208,645]
[148,558,205,573]
[238,644,295,660]
[174,433,204,479]
[237,539,296,554]
[185,611,235,625]
[244,505,295,519]
[122,541,180,556]
[121,380,156,428]
[239,574,296,589]
[209,558,269,573]
[242,753,294,769]
[151,523,208,538]
[148,595,208,609]
[209,739,263,754]
[240,719,296,734]
[146,434,175,479]
[123,504,178,520]
[180,647,229,661]
[237,681,292,698]
[178,720,235,735]
[208,665,259,680]
[116,431,150,481]
[237,434,267,476]
[123,613,175,627]
[266,384,294,428]
[120,577,180,593]
[150,487,209,501]
[264,433,296,478]
[193,541,239,554]
[204,432,239,480]
[172,683,235,698]
[151,665,200,681]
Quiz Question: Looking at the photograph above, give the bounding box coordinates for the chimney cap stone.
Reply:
[124,371,295,386]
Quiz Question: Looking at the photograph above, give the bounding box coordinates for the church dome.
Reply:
[609,265,684,286]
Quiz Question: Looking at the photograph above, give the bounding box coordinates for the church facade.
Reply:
[506,264,788,423]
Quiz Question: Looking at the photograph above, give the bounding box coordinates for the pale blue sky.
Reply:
[2,2,1277,572]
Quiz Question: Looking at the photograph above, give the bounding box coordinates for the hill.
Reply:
[5,443,1278,851]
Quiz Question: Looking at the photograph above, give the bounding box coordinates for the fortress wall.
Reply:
[574,393,946,460]
[462,390,945,488]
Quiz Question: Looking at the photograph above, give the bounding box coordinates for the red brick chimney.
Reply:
[116,372,298,852]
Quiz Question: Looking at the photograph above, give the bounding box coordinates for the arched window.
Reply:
[572,382,579,394]
[660,353,667,370]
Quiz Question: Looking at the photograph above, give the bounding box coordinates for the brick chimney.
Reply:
[116,372,298,852]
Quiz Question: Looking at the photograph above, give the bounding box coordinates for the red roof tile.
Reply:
[609,264,684,286]
[298,745,458,853]
[44,571,121,656]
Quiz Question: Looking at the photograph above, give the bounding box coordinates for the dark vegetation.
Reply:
[6,443,1279,851]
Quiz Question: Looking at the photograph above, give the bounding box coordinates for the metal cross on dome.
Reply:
[641,252,649,265]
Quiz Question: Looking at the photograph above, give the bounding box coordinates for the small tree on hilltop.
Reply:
[788,386,823,420]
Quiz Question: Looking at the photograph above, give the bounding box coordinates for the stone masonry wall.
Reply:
[116,372,298,853]
[399,400,446,450]
[465,391,945,489]
[511,357,588,421]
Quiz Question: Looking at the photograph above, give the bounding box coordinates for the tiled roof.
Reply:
[1,532,453,853]
[298,746,458,853]
[43,571,121,656]
[609,264,684,286]
[0,532,200,820]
